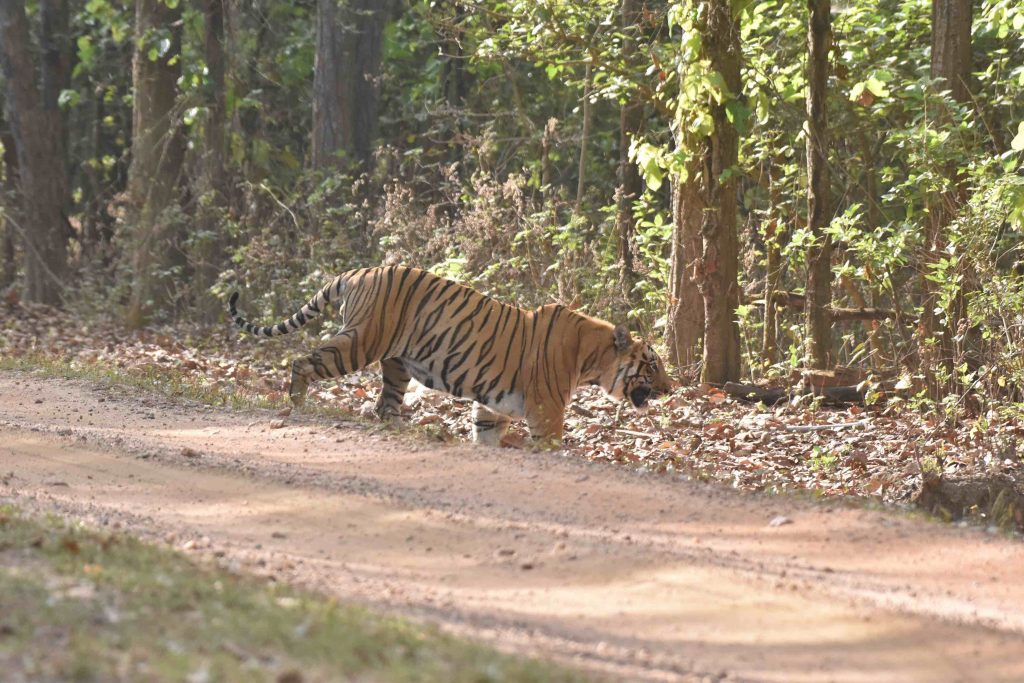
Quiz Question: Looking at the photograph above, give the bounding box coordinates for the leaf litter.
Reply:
[3,300,1022,529]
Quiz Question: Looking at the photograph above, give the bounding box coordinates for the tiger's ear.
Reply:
[613,324,633,353]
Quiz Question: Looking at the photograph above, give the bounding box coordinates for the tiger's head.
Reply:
[595,325,674,408]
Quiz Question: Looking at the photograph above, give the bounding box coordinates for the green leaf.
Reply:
[865,77,889,98]
[1011,122,1024,152]
[643,160,663,192]
[725,100,751,136]
[57,89,80,109]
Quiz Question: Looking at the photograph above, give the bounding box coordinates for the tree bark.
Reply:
[0,0,70,305]
[575,63,592,214]
[696,0,742,384]
[922,0,972,395]
[440,0,467,166]
[126,0,187,327]
[762,217,787,367]
[666,153,704,377]
[805,0,833,369]
[761,160,789,368]
[193,0,229,323]
[1,129,18,290]
[312,0,386,171]
[616,0,644,305]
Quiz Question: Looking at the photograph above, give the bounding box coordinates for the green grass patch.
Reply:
[0,505,592,683]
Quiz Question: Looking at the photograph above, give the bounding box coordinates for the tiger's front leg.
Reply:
[375,358,410,420]
[525,401,566,450]
[472,403,511,446]
[289,331,359,407]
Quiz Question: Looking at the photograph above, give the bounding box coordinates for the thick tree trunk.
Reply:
[696,0,742,384]
[126,0,187,327]
[312,0,385,171]
[922,0,972,396]
[39,0,72,111]
[805,0,833,369]
[1,129,18,290]
[193,0,229,323]
[0,0,70,305]
[666,157,705,377]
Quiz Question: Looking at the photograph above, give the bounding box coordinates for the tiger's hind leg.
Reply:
[375,358,410,420]
[472,403,511,446]
[289,330,364,406]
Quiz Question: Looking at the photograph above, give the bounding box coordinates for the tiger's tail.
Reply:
[228,274,346,338]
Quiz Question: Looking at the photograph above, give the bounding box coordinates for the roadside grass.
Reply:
[0,351,455,444]
[0,504,591,683]
[0,351,284,413]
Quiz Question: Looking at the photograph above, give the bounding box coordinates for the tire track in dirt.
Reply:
[2,371,1024,682]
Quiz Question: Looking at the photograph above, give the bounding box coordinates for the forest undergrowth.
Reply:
[3,300,1022,534]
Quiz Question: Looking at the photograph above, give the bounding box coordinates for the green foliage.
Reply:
[9,0,1024,413]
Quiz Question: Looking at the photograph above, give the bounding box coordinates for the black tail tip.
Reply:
[228,291,239,310]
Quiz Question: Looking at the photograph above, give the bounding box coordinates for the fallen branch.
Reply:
[785,419,869,433]
[723,381,868,406]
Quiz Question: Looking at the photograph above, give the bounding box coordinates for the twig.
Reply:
[570,403,597,419]
[615,428,661,439]
[785,419,869,433]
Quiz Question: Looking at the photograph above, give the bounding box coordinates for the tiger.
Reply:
[228,265,673,447]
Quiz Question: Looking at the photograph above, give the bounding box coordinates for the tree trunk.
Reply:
[922,0,972,395]
[616,0,644,307]
[192,0,229,323]
[762,216,788,368]
[696,0,742,384]
[805,0,833,369]
[1,129,18,290]
[666,155,705,377]
[0,0,70,305]
[312,0,386,171]
[39,0,72,111]
[858,128,886,368]
[440,0,466,167]
[575,63,592,214]
[126,0,187,327]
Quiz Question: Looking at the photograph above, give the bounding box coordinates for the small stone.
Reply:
[768,515,793,527]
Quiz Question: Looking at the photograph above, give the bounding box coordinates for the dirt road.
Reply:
[2,370,1023,682]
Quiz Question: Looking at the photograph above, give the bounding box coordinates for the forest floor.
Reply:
[2,368,1024,682]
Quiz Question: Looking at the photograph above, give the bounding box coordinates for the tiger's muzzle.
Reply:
[629,385,654,408]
